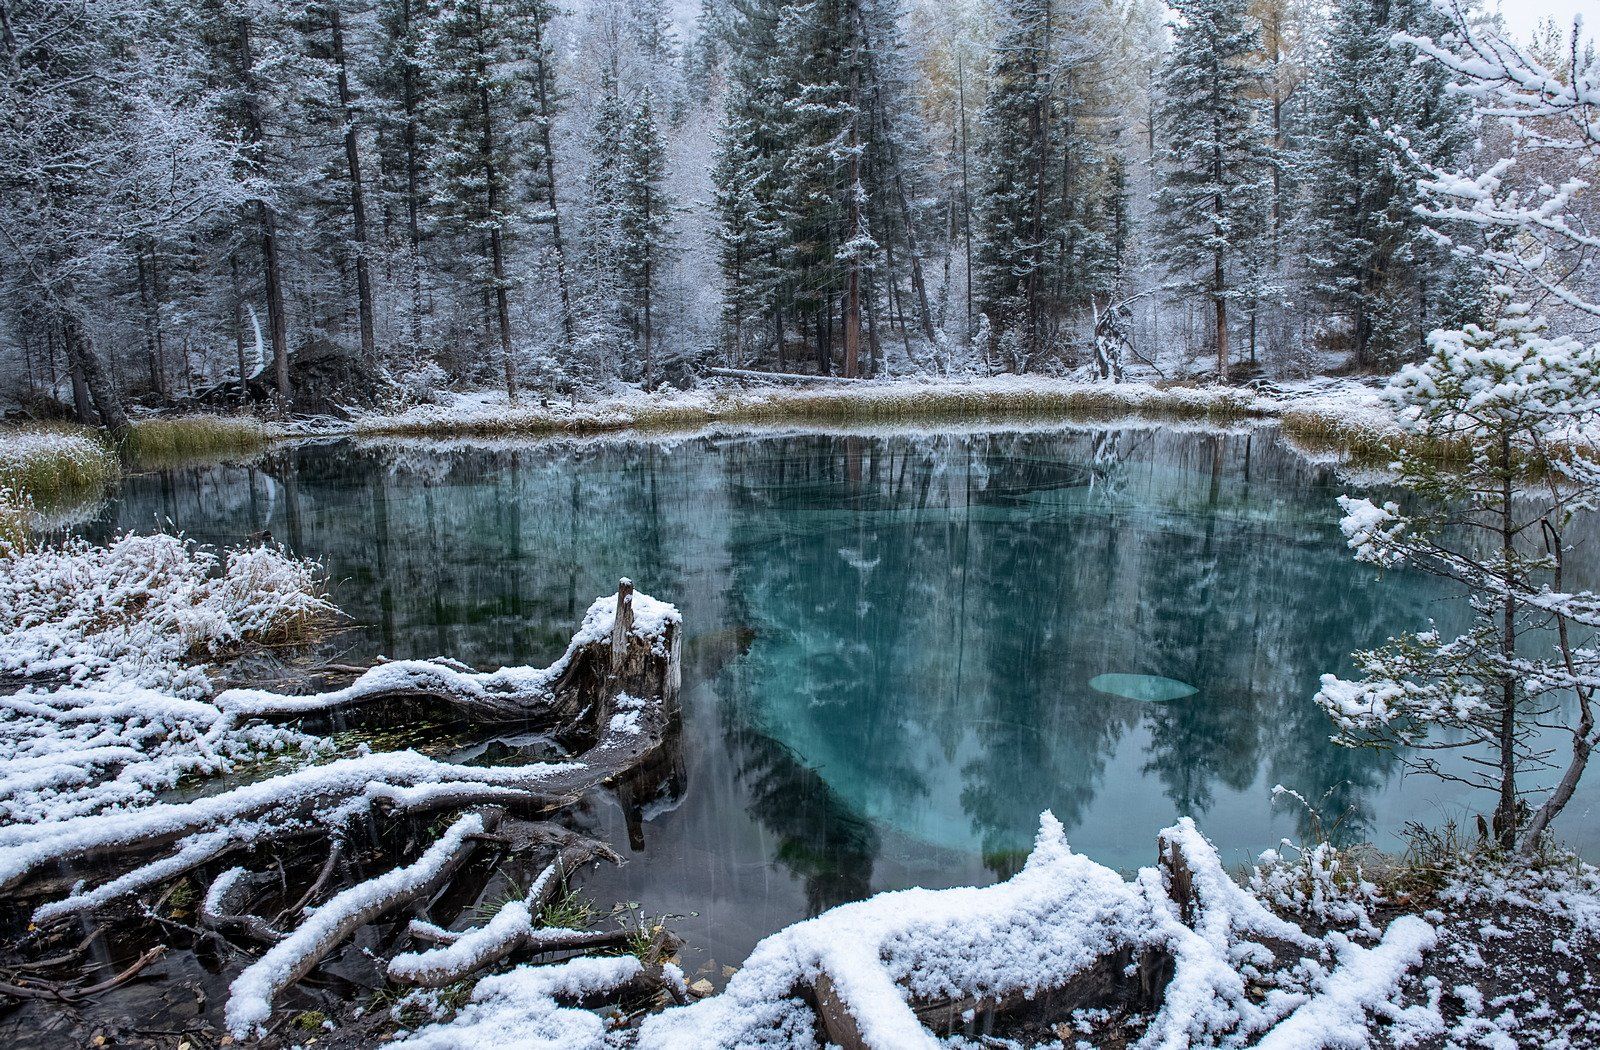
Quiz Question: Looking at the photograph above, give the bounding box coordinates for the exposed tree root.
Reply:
[0,583,685,1032]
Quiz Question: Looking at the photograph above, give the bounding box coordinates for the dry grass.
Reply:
[128,414,273,464]
[0,424,119,505]
[1279,409,1478,465]
[0,488,33,551]
[357,381,1272,440]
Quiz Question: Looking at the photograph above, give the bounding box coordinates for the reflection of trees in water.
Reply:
[721,697,881,916]
[961,433,1137,874]
[1129,435,1439,842]
[90,430,1463,880]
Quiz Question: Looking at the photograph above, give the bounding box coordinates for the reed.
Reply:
[127,414,273,462]
[0,425,119,504]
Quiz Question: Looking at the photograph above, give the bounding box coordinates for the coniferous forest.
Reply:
[5,0,1585,422]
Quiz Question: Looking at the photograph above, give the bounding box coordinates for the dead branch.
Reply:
[199,868,283,945]
[225,810,498,1036]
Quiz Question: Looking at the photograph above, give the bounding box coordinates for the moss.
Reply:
[294,1009,329,1030]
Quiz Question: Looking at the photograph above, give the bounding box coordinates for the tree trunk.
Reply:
[231,255,249,402]
[473,14,517,404]
[957,53,974,340]
[63,317,130,441]
[842,47,862,380]
[237,20,291,407]
[529,19,574,349]
[137,250,166,400]
[1496,431,1518,849]
[330,5,376,364]
[260,204,291,405]
[398,0,426,347]
[1209,248,1222,384]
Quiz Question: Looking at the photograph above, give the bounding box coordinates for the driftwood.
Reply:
[0,583,685,1032]
[1,585,679,906]
[388,839,622,988]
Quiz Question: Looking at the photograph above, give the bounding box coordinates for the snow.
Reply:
[381,814,1445,1049]
[0,531,334,823]
[1253,918,1439,1050]
[0,530,333,697]
[0,429,114,489]
[396,955,642,1049]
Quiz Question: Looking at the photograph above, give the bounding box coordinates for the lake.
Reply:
[83,423,1600,977]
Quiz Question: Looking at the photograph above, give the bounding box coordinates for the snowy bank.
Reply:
[392,815,1458,1050]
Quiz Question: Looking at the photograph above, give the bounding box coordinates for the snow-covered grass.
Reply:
[127,413,274,462]
[0,526,337,823]
[0,529,334,697]
[351,377,1277,439]
[0,425,118,502]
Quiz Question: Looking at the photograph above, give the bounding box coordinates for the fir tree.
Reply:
[1152,0,1276,381]
[1299,0,1478,369]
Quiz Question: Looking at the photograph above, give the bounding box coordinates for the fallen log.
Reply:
[0,585,680,907]
[0,583,685,1036]
[707,367,858,385]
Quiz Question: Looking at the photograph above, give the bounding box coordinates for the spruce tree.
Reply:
[421,0,570,400]
[617,93,673,388]
[1299,0,1477,369]
[711,107,784,366]
[1152,0,1276,381]
[973,0,1054,368]
[973,0,1122,371]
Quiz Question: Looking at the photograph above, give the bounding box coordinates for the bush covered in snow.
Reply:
[0,427,118,500]
[0,529,334,696]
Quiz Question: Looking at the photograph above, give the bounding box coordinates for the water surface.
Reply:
[86,425,1600,974]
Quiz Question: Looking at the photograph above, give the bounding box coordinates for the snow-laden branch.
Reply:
[226,811,493,1038]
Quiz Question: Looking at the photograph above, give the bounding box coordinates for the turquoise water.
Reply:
[87,426,1598,972]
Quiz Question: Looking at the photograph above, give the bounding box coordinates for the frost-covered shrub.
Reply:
[0,530,334,696]
[0,427,118,500]
[1251,841,1384,939]
[0,486,31,551]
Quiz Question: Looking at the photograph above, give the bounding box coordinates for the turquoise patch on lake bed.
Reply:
[1090,673,1198,703]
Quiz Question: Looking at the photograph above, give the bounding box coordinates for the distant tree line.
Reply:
[1,0,1569,426]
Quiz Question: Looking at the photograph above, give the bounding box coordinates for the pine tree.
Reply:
[421,0,570,400]
[617,93,674,388]
[1299,0,1478,369]
[1152,0,1276,381]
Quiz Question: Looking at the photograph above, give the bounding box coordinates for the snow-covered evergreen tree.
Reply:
[1298,0,1479,369]
[617,94,674,388]
[420,0,570,399]
[1319,300,1600,852]
[1152,0,1276,381]
[973,0,1124,372]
